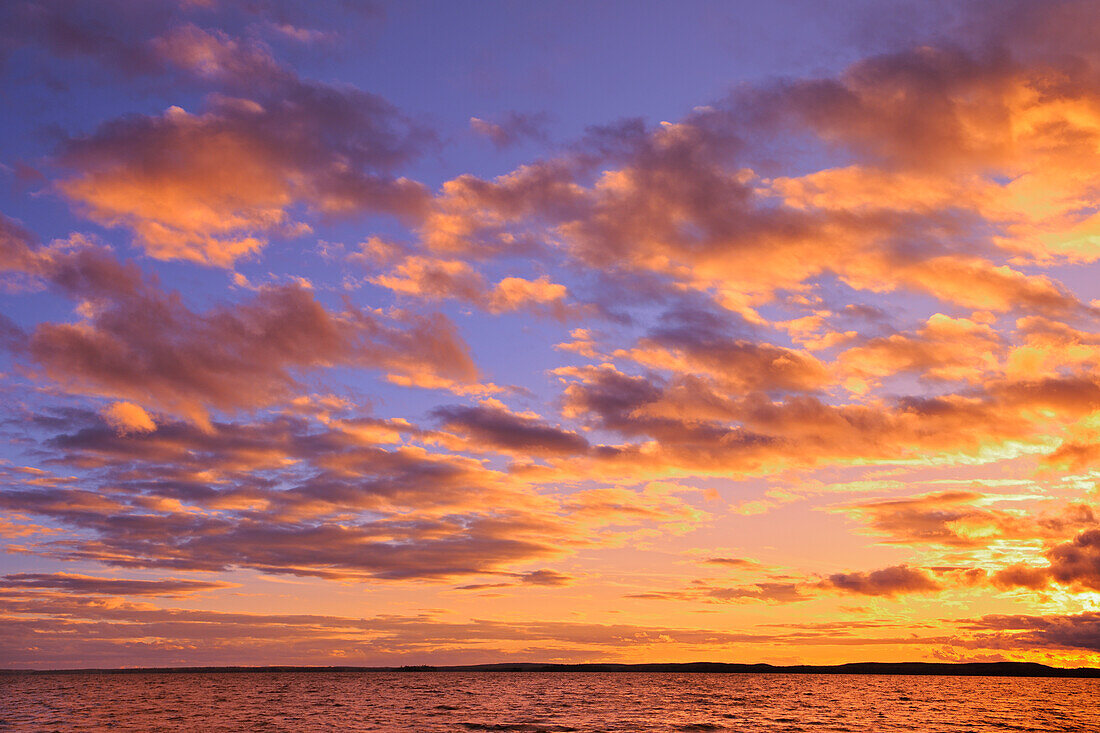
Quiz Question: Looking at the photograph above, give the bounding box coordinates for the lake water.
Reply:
[1,671,1096,731]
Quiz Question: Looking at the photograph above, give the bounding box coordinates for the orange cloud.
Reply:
[839,491,1096,549]
[99,401,156,435]
[369,255,578,319]
[993,529,1100,592]
[55,24,430,266]
[836,314,1002,391]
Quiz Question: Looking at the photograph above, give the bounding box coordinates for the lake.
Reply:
[2,671,1096,731]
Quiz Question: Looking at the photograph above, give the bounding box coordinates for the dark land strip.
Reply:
[4,662,1100,678]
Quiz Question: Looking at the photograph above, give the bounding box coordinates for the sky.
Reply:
[2,0,1100,670]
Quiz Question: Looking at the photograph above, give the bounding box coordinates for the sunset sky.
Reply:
[2,0,1100,670]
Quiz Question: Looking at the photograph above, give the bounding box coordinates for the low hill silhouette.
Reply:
[5,661,1099,678]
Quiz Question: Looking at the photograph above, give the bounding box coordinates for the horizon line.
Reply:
[5,660,1100,678]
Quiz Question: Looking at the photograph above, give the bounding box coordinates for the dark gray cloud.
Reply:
[0,236,479,424]
[822,565,941,597]
[961,611,1100,653]
[432,403,589,456]
[1,572,234,596]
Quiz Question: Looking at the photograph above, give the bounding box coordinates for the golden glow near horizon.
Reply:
[1,0,1100,669]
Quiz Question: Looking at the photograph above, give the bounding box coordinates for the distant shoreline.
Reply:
[4,661,1100,678]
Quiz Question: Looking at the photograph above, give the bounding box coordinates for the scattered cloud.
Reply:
[5,0,1100,668]
[821,565,941,597]
[470,111,551,149]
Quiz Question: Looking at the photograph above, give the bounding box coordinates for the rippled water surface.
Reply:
[2,671,1097,731]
